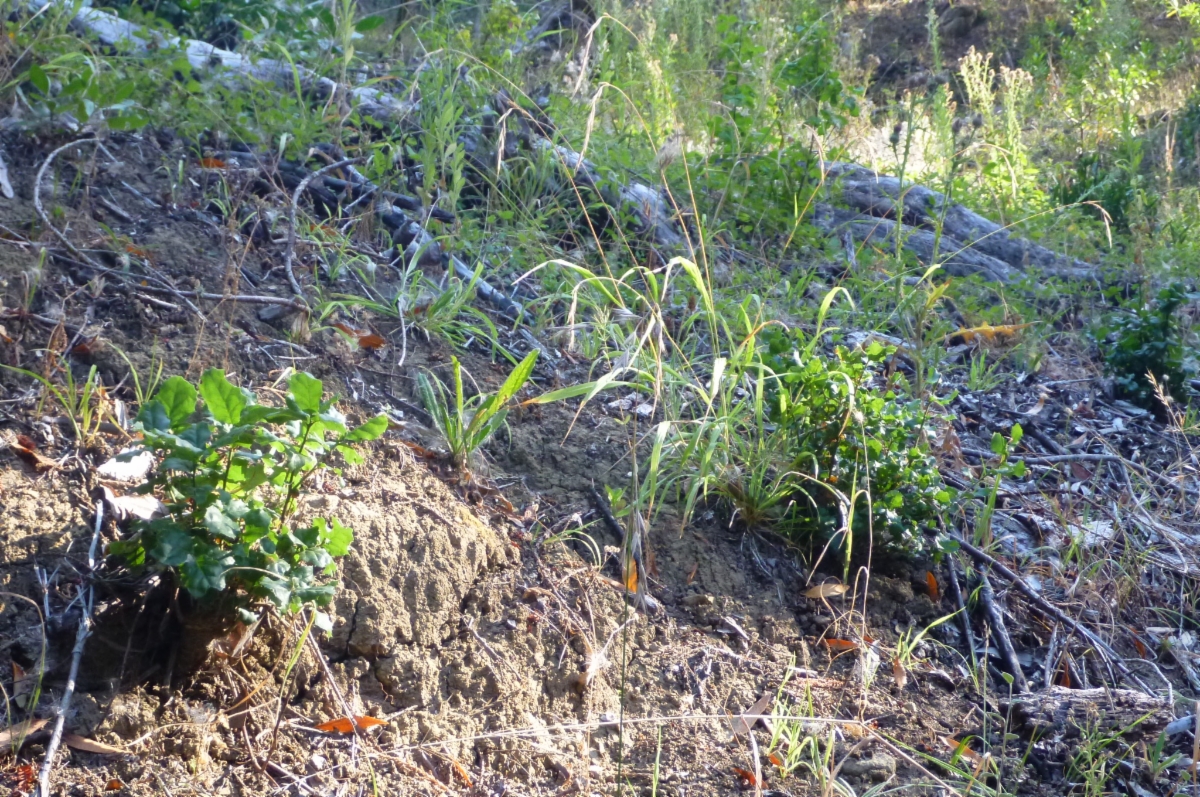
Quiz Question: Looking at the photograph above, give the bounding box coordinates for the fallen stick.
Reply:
[37,500,104,797]
[34,138,106,270]
[978,571,1029,693]
[952,535,1146,688]
[283,157,364,301]
[946,553,977,671]
[0,144,13,198]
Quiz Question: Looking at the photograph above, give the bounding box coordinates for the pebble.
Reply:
[839,752,897,782]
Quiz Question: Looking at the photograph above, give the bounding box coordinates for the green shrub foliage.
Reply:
[110,370,387,616]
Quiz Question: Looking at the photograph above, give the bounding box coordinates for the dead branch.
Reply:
[33,138,107,270]
[824,162,1095,279]
[37,500,103,797]
[978,571,1029,693]
[28,1,417,126]
[946,553,977,670]
[953,535,1149,691]
[284,157,364,301]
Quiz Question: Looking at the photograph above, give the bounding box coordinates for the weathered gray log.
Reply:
[825,162,1094,280]
[810,203,1017,282]
[1004,686,1172,739]
[532,139,685,250]
[28,1,417,125]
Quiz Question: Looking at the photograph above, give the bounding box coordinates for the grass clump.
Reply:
[417,351,539,473]
[111,370,387,622]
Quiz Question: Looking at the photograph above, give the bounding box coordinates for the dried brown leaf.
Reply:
[804,582,848,599]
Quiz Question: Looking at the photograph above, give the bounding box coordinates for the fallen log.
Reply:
[824,162,1095,280]
[27,0,417,126]
[811,203,1017,282]
[1003,686,1171,739]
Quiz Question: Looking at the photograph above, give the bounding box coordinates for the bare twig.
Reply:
[34,139,106,269]
[284,157,364,301]
[0,144,13,199]
[946,553,977,671]
[38,500,104,797]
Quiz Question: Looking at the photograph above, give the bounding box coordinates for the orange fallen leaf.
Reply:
[315,715,387,733]
[925,570,940,601]
[447,757,472,786]
[892,656,908,690]
[767,752,783,768]
[105,779,124,790]
[822,638,858,653]
[948,323,1033,346]
[623,560,638,593]
[731,767,760,788]
[199,157,227,169]
[396,439,438,458]
[1130,631,1148,659]
[13,762,35,793]
[942,736,984,766]
[11,435,57,472]
[0,718,48,747]
[332,322,387,350]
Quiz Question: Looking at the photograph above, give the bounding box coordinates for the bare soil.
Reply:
[0,131,1192,797]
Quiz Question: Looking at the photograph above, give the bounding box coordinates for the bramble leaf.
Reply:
[201,369,252,424]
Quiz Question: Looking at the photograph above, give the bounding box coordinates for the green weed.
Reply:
[416,350,538,472]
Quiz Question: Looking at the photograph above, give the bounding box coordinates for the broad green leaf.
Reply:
[346,413,388,442]
[155,376,197,429]
[137,399,172,432]
[244,508,273,529]
[28,64,49,94]
[990,432,1006,457]
[148,524,192,567]
[204,506,240,540]
[355,14,385,31]
[200,369,251,424]
[242,405,295,424]
[289,372,324,413]
[1010,423,1024,447]
[337,444,364,465]
[494,350,539,406]
[179,422,212,451]
[325,518,353,557]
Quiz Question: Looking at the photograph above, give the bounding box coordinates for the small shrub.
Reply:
[110,370,387,620]
[762,330,952,553]
[1098,283,1194,407]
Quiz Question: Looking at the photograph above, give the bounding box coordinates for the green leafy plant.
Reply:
[763,330,952,552]
[1098,283,1194,407]
[416,351,538,471]
[1,359,111,448]
[110,370,387,619]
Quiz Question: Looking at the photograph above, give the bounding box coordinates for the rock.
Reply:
[840,752,896,782]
